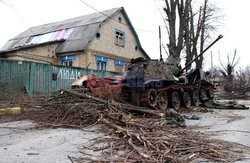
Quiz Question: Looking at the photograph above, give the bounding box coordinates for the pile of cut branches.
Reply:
[20,90,247,162]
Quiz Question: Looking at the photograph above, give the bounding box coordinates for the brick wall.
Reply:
[5,43,59,64]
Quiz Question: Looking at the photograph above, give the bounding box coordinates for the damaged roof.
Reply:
[0,7,150,59]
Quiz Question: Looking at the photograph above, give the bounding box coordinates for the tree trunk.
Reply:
[184,6,202,71]
[196,0,208,69]
[164,0,190,57]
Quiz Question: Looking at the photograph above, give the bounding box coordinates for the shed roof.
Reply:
[0,7,149,59]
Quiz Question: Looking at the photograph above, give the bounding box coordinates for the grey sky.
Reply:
[0,0,249,70]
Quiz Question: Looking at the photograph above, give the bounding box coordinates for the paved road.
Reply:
[0,121,101,163]
[187,100,250,162]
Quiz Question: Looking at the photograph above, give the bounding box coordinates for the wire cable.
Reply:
[1,0,28,27]
[0,0,35,35]
[78,0,158,34]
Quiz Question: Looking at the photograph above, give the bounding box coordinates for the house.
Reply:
[0,7,149,73]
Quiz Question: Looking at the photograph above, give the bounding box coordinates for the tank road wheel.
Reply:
[192,90,200,107]
[148,89,158,108]
[170,91,181,111]
[199,88,209,102]
[182,92,191,108]
[157,92,168,111]
[207,90,214,99]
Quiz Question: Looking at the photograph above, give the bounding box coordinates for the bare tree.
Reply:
[163,0,221,70]
[184,0,220,70]
[230,66,250,98]
[184,3,202,70]
[195,0,208,69]
[219,49,240,92]
[163,0,191,57]
[219,49,240,81]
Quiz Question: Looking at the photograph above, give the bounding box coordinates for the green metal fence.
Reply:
[0,59,123,95]
[0,59,30,94]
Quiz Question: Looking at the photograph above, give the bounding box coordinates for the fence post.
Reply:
[28,62,35,95]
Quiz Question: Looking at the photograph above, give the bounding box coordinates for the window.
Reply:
[118,17,122,23]
[60,55,75,67]
[97,61,107,71]
[62,60,73,66]
[96,55,108,71]
[114,60,125,66]
[115,30,125,47]
[114,60,125,72]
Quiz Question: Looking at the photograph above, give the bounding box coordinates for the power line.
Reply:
[0,0,8,5]
[0,0,35,35]
[78,0,158,34]
[1,0,28,27]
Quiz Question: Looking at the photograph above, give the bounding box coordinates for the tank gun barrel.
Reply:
[178,35,223,76]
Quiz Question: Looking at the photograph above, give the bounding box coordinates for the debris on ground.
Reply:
[165,109,186,127]
[183,114,201,120]
[203,99,250,110]
[1,90,242,162]
[200,107,213,112]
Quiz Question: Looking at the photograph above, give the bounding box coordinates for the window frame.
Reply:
[97,61,107,71]
[60,55,75,67]
[115,29,125,47]
[114,60,125,67]
[62,60,73,66]
[118,17,122,23]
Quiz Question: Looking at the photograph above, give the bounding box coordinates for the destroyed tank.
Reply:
[121,35,223,111]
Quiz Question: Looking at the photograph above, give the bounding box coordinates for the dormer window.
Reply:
[115,29,125,47]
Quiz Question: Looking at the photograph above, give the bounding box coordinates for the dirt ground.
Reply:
[1,100,250,163]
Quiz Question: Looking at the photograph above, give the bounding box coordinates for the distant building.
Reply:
[0,7,149,73]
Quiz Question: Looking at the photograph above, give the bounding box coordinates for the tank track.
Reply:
[137,84,213,111]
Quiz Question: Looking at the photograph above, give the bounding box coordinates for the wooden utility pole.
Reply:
[159,26,163,61]
[211,51,214,84]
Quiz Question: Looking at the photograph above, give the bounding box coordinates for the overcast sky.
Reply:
[0,0,249,70]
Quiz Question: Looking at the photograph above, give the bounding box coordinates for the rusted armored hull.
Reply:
[71,65,215,111]
[122,58,215,111]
